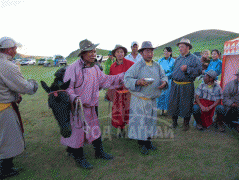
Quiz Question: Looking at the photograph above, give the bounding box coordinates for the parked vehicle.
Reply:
[43,59,54,67]
[53,55,67,66]
[58,58,67,66]
[20,59,36,66]
[38,58,46,65]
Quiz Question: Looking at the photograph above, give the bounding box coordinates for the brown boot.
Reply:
[183,117,190,131]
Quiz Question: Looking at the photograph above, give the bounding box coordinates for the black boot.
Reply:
[0,158,19,179]
[193,113,203,130]
[138,140,149,155]
[216,114,225,132]
[92,137,114,160]
[170,116,178,129]
[67,147,93,169]
[183,117,190,131]
[146,138,157,151]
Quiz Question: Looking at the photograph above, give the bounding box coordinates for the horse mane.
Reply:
[50,66,68,91]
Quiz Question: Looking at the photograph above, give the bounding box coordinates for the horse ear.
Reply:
[41,81,51,93]
[60,80,71,90]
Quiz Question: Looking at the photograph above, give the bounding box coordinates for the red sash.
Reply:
[199,99,216,128]
[11,102,24,133]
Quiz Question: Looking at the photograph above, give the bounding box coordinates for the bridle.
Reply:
[48,90,67,97]
[47,90,74,112]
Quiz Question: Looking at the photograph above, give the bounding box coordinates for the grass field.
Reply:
[8,58,239,179]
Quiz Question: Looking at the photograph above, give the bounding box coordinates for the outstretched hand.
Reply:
[16,95,22,104]
[158,81,167,90]
[231,103,239,108]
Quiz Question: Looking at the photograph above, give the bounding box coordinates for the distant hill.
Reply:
[17,29,239,60]
[154,29,239,58]
[14,53,48,60]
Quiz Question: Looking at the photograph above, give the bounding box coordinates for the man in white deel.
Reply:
[125,41,143,63]
[0,37,38,178]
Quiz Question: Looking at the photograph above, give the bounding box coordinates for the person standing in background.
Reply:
[201,49,211,71]
[204,49,222,80]
[104,51,115,75]
[168,38,202,131]
[156,47,175,115]
[125,41,142,63]
[108,45,134,137]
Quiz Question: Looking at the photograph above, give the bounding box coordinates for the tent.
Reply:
[220,37,239,90]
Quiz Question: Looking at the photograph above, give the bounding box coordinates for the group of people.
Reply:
[0,36,239,178]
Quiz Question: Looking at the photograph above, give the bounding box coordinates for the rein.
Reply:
[73,98,90,134]
[48,90,67,97]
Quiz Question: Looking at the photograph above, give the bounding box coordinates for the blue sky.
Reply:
[1,0,239,57]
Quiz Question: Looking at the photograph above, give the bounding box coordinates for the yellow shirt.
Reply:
[145,60,153,66]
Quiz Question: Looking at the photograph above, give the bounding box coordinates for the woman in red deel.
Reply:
[107,45,134,137]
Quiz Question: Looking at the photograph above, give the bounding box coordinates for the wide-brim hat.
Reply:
[0,37,22,49]
[176,38,192,50]
[138,41,155,52]
[77,39,99,57]
[112,45,128,57]
[205,69,218,79]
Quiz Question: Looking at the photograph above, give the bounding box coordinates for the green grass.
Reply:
[9,60,239,179]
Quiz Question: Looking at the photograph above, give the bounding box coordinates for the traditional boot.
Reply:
[193,113,203,130]
[146,138,157,151]
[92,137,114,160]
[169,116,178,129]
[183,117,190,131]
[117,128,124,138]
[216,114,225,132]
[138,140,149,155]
[67,147,93,169]
[0,158,19,179]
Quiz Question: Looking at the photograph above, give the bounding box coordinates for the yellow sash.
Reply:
[116,90,129,94]
[131,93,151,100]
[173,80,192,85]
[0,103,11,111]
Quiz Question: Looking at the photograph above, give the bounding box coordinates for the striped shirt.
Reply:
[195,82,223,101]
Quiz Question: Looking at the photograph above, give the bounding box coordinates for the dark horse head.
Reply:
[41,66,72,138]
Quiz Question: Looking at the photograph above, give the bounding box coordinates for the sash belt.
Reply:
[116,90,129,94]
[0,102,24,133]
[131,93,151,101]
[0,103,11,111]
[173,80,192,85]
[11,102,24,133]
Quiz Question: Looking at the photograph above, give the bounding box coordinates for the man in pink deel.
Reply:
[61,39,124,169]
